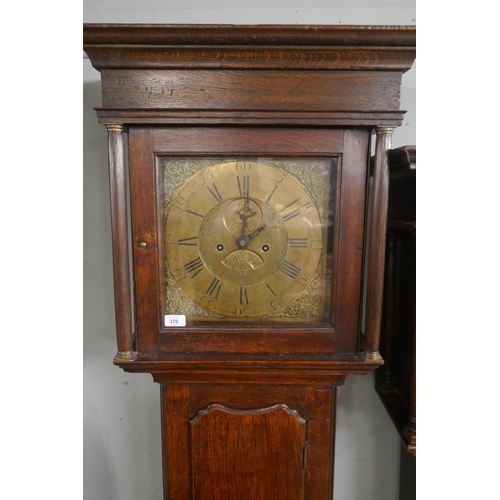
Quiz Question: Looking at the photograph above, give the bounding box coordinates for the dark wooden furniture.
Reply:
[84,24,416,499]
[375,146,416,455]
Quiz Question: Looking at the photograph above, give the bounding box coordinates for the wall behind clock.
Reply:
[83,1,416,499]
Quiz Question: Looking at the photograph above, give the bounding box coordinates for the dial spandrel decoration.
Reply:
[162,158,335,322]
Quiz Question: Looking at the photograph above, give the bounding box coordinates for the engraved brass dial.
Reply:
[165,160,324,318]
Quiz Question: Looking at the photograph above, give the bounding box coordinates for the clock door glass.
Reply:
[160,158,337,324]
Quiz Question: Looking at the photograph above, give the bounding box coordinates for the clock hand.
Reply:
[239,205,249,236]
[248,213,277,241]
[236,209,249,247]
[247,223,267,241]
[236,197,259,247]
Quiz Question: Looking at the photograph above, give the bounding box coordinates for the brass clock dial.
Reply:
[165,160,326,319]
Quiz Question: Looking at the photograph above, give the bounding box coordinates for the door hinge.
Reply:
[302,442,309,470]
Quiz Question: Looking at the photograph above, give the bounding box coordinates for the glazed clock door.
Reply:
[130,126,370,356]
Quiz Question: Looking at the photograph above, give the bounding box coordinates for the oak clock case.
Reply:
[162,157,335,323]
[84,23,416,500]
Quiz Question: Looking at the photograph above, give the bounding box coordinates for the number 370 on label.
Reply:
[164,315,186,327]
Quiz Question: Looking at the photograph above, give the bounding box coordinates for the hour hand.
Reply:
[237,223,263,248]
[236,217,249,248]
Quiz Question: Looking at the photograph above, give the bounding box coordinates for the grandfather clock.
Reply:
[84,24,416,499]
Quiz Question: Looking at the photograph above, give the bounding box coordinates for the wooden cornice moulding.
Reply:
[83,24,416,71]
[95,109,409,127]
[83,24,416,46]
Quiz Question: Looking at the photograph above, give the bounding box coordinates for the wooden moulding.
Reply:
[95,109,408,127]
[114,352,383,385]
[83,24,416,71]
[83,24,415,46]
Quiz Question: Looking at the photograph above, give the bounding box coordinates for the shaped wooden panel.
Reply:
[190,404,306,500]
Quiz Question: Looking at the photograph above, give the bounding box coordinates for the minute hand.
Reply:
[247,217,274,240]
[248,223,267,241]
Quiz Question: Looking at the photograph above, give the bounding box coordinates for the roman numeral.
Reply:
[184,257,204,278]
[206,277,222,298]
[177,236,198,246]
[237,175,250,197]
[266,185,279,204]
[282,208,301,222]
[240,286,249,305]
[279,260,301,280]
[288,238,309,248]
[265,283,276,296]
[206,183,223,202]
